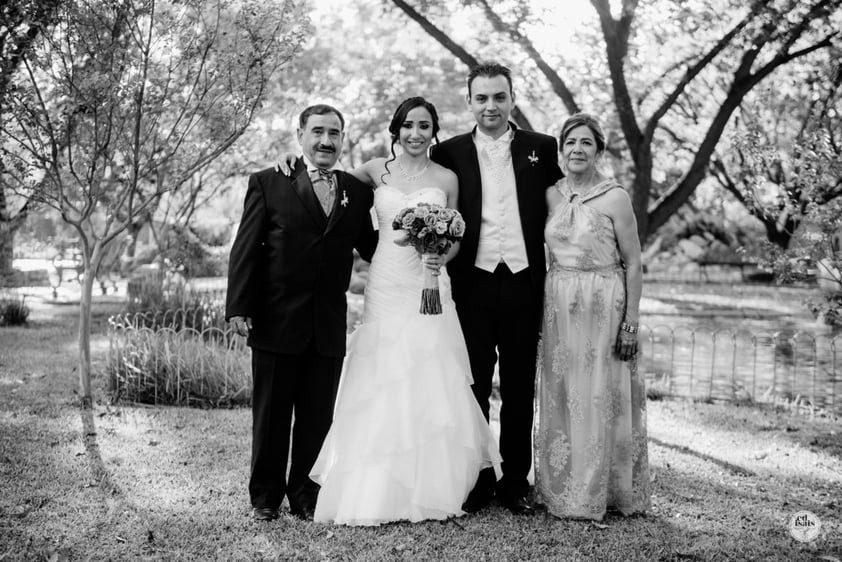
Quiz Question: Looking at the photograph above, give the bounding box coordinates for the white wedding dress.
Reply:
[310,185,501,526]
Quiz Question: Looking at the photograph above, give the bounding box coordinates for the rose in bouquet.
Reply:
[392,203,466,314]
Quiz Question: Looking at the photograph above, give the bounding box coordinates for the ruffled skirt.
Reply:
[310,304,501,526]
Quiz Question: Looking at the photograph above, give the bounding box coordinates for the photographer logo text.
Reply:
[788,511,821,543]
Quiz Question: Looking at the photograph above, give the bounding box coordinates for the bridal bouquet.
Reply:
[392,203,466,314]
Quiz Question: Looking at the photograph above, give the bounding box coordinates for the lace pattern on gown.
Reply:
[534,178,651,521]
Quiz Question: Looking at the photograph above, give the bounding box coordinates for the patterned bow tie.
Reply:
[310,168,334,180]
[309,168,336,215]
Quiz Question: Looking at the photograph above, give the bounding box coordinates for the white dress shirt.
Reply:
[473,127,529,273]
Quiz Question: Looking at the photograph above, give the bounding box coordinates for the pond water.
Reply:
[640,281,840,416]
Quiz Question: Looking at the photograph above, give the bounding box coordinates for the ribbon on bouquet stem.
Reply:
[420,254,442,315]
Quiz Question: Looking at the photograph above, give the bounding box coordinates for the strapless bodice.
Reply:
[373,185,448,236]
[365,185,452,322]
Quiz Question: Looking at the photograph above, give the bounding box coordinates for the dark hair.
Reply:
[559,112,606,154]
[467,62,513,97]
[299,104,345,130]
[381,97,441,184]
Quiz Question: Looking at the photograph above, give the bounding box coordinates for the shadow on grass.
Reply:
[2,404,838,559]
[662,400,842,463]
[649,436,755,477]
[646,465,831,561]
[80,405,123,498]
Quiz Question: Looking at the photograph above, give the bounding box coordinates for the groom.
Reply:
[431,62,563,514]
[226,104,377,521]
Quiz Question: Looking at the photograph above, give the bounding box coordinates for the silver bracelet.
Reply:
[621,322,639,334]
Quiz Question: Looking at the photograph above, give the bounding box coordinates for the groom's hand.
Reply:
[230,315,253,337]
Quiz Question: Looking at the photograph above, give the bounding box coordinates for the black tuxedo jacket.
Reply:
[225,161,377,357]
[430,124,563,294]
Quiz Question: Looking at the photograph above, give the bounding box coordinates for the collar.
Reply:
[474,125,513,149]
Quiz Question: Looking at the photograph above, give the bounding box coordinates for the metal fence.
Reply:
[638,325,840,417]
[107,309,251,406]
[106,299,841,417]
[642,263,768,284]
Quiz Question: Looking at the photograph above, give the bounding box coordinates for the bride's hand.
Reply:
[422,253,443,276]
[274,153,299,176]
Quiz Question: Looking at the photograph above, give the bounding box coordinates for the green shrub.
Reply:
[108,282,371,407]
[163,225,227,278]
[124,274,227,334]
[0,295,30,326]
[107,327,250,407]
[125,296,227,333]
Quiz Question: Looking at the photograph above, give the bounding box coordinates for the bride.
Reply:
[280,97,500,526]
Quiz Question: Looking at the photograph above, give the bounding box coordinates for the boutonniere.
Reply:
[528,150,539,165]
[340,190,349,207]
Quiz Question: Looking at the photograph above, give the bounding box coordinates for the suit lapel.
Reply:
[510,127,535,229]
[459,131,483,235]
[290,165,327,228]
[510,128,529,202]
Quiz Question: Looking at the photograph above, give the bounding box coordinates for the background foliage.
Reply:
[1,0,841,394]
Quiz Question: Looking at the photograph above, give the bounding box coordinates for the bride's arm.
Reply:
[348,159,379,187]
[441,169,461,265]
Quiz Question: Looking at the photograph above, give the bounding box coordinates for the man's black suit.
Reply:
[226,160,377,512]
[431,124,562,500]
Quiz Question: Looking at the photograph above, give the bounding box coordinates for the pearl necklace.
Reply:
[397,157,429,182]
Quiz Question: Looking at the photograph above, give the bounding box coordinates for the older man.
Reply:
[226,104,377,521]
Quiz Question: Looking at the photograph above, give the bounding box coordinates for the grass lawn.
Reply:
[0,301,840,561]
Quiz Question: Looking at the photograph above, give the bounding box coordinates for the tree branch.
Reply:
[648,30,837,234]
[474,0,579,114]
[590,0,643,159]
[389,0,534,130]
[644,1,764,139]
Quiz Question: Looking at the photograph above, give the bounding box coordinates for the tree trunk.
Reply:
[0,228,13,277]
[628,139,653,242]
[763,218,796,250]
[631,171,651,242]
[78,239,103,408]
[0,186,16,276]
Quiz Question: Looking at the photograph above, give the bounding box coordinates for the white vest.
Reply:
[473,128,529,273]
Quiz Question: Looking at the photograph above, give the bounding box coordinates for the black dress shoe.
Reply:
[289,503,315,521]
[499,495,536,515]
[461,486,495,513]
[253,507,279,521]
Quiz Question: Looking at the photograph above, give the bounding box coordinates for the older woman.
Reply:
[534,113,650,521]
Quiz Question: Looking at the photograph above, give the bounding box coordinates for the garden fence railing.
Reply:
[106,305,841,417]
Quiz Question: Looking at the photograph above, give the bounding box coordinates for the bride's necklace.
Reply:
[397,156,429,182]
